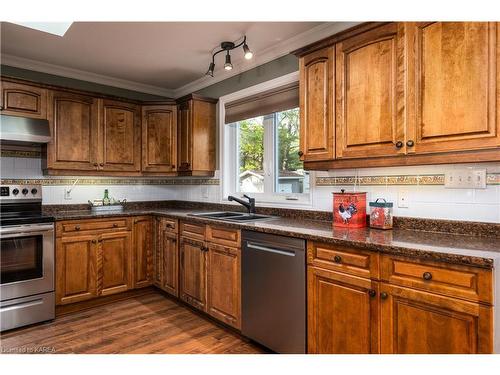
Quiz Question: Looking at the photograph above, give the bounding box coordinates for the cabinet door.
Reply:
[99,99,141,172]
[132,217,152,289]
[56,235,98,305]
[407,22,500,154]
[152,218,163,287]
[207,243,241,329]
[380,283,493,354]
[142,105,177,173]
[162,231,179,297]
[0,81,47,119]
[99,231,132,296]
[179,237,207,311]
[308,266,379,354]
[46,90,99,171]
[299,47,335,162]
[336,23,406,159]
[177,100,192,171]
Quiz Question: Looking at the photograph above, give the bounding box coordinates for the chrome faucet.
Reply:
[228,194,256,214]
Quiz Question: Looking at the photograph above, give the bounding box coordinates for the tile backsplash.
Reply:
[1,155,499,223]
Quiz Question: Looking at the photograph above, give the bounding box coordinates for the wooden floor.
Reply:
[0,291,267,354]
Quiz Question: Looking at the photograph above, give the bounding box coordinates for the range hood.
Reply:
[0,115,51,144]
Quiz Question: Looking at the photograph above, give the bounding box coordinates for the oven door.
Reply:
[0,223,54,301]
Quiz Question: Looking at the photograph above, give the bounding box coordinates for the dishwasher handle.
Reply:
[246,242,296,257]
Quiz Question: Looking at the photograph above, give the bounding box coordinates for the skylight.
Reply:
[12,22,73,37]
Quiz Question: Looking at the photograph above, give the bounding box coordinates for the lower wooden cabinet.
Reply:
[207,243,241,329]
[55,234,99,305]
[160,226,179,297]
[179,237,208,311]
[99,231,132,296]
[380,283,493,354]
[308,266,379,354]
[132,217,153,288]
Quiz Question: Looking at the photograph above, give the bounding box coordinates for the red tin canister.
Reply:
[332,189,367,228]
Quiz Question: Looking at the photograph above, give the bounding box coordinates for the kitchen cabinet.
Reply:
[99,99,141,172]
[99,231,132,296]
[299,46,335,162]
[156,218,179,297]
[132,216,153,289]
[0,80,47,119]
[176,94,217,176]
[207,243,241,329]
[336,22,405,159]
[380,283,493,353]
[141,104,177,174]
[308,266,379,354]
[44,90,99,172]
[406,22,500,154]
[55,234,99,305]
[179,236,208,311]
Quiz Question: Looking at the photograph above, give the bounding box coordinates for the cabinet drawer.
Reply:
[380,256,493,304]
[158,218,178,233]
[57,218,130,235]
[207,225,240,247]
[180,221,206,240]
[307,241,379,279]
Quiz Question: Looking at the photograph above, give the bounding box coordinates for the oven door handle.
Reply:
[0,224,54,236]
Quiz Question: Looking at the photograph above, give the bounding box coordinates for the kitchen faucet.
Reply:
[228,194,256,214]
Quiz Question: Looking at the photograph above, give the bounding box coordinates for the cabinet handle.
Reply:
[333,255,342,263]
[75,225,81,231]
[395,141,403,149]
[380,292,388,300]
[298,151,304,157]
[406,140,415,147]
[368,289,376,298]
[423,272,432,281]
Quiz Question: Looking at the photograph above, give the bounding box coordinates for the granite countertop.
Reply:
[48,208,500,269]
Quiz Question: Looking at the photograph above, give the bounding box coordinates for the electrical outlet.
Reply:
[445,168,487,189]
[398,190,409,208]
[201,186,209,199]
[64,189,72,200]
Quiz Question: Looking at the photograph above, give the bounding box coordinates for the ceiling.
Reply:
[1,22,330,96]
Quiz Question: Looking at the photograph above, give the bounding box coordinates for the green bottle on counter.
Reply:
[103,189,110,205]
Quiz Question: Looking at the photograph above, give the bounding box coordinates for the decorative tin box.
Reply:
[332,189,367,228]
[369,198,394,230]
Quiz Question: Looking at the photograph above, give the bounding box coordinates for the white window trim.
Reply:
[218,71,315,208]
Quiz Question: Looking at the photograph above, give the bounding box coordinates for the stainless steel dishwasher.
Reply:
[242,230,306,354]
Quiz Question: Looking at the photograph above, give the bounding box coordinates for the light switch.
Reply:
[445,168,487,189]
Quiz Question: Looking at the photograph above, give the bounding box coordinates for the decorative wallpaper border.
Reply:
[0,178,220,186]
[1,150,42,158]
[316,173,500,186]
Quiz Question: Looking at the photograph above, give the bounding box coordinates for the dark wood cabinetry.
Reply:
[176,94,217,176]
[99,231,132,296]
[155,218,179,297]
[179,236,208,311]
[0,80,47,119]
[132,217,153,289]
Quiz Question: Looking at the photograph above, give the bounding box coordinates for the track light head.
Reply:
[243,43,253,60]
[206,62,215,77]
[224,51,233,71]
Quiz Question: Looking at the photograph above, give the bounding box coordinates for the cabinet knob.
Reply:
[75,225,81,231]
[333,255,342,263]
[423,272,432,281]
[93,163,98,167]
[172,165,176,169]
[298,151,304,157]
[380,292,388,300]
[92,239,97,244]
[113,223,118,227]
[406,140,415,147]
[395,141,403,149]
[368,289,376,298]
[99,163,104,167]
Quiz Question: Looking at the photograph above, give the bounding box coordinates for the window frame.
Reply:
[219,71,314,207]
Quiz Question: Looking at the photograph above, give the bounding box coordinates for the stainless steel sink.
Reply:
[189,211,274,222]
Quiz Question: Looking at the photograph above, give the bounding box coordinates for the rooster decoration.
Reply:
[338,202,358,224]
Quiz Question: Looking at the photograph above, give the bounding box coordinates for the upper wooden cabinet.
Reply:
[336,23,405,159]
[299,46,335,162]
[44,90,99,172]
[295,22,500,169]
[406,22,500,154]
[99,99,141,172]
[176,94,217,176]
[0,80,47,119]
[142,104,177,174]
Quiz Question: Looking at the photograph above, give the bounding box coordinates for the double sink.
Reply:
[189,211,274,222]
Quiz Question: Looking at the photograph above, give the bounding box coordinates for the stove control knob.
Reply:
[22,188,29,195]
[31,188,38,195]
[12,188,19,195]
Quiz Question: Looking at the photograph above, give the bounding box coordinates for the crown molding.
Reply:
[0,54,175,98]
[172,21,361,98]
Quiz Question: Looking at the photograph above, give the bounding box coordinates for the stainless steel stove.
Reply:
[0,184,55,331]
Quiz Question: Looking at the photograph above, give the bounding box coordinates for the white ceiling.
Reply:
[0,22,358,97]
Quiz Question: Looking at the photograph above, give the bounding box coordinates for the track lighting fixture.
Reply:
[205,35,253,77]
